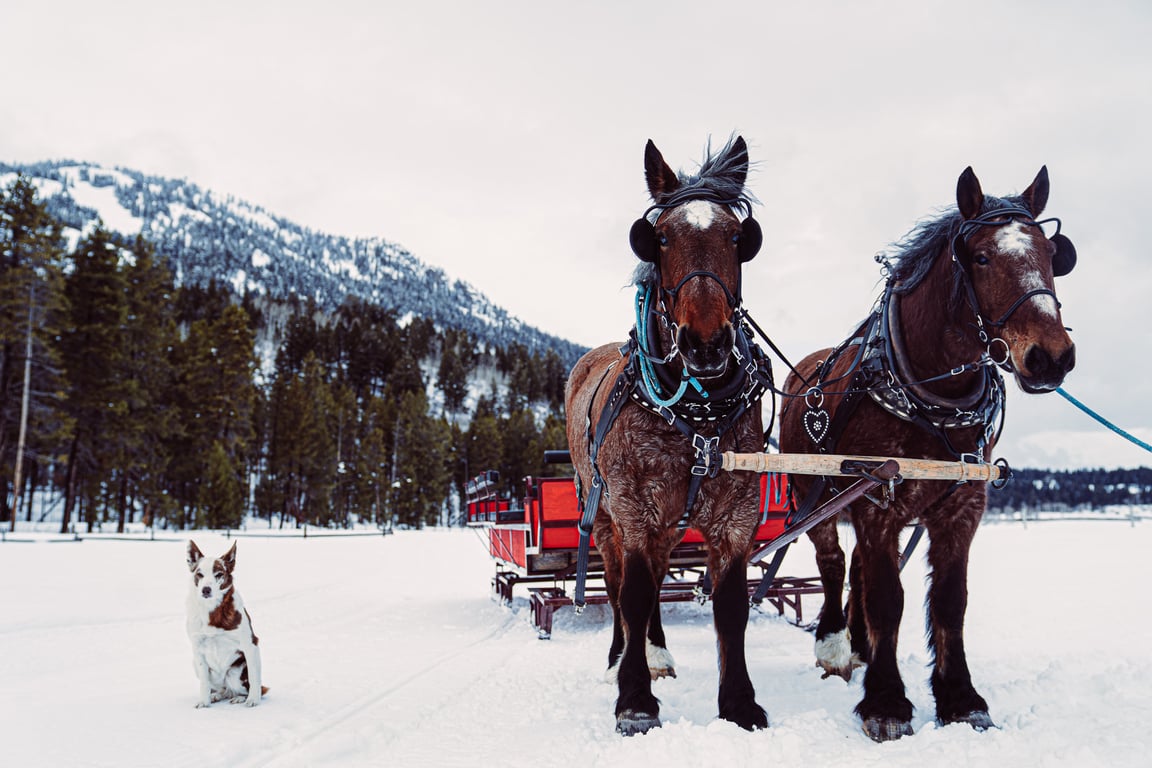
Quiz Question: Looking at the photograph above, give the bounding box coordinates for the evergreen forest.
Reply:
[0,176,573,533]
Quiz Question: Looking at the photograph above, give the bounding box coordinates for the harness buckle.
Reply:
[959,452,983,465]
[691,434,720,477]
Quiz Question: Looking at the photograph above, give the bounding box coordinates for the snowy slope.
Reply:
[0,161,584,362]
[1,521,1149,767]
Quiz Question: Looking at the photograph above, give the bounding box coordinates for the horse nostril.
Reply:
[1024,346,1053,379]
[1057,344,1076,374]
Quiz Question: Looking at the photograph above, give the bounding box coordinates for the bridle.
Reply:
[950,205,1076,367]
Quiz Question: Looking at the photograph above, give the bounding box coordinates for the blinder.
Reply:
[630,205,762,263]
[951,207,1077,277]
[1051,232,1077,277]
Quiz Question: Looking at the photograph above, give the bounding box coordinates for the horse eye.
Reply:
[658,233,669,247]
[731,233,740,245]
[973,251,990,266]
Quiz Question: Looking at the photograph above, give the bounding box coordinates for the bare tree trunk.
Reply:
[60,435,79,535]
[116,472,128,533]
[11,288,34,532]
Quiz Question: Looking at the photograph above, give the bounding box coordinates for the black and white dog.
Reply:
[186,540,266,708]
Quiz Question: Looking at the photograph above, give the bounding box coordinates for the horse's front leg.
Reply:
[925,508,993,731]
[614,549,662,735]
[644,564,676,680]
[808,518,859,681]
[853,516,914,742]
[711,549,768,730]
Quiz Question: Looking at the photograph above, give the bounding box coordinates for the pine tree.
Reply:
[199,440,244,529]
[0,176,68,527]
[59,226,130,533]
[114,236,179,531]
[390,388,452,528]
[168,303,257,528]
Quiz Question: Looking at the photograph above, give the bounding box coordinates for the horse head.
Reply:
[952,166,1076,393]
[630,136,762,380]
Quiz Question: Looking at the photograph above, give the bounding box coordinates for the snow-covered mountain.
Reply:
[0,160,584,362]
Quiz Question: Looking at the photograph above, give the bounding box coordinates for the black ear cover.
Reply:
[739,216,763,262]
[630,218,657,262]
[1051,233,1077,276]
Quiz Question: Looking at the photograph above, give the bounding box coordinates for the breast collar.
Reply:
[863,283,1005,436]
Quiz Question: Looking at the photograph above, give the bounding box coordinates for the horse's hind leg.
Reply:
[924,506,993,731]
[809,519,859,681]
[614,550,662,735]
[712,551,768,730]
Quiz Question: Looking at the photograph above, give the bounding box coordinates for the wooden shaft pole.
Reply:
[721,451,1006,483]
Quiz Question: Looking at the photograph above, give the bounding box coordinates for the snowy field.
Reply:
[2,520,1150,768]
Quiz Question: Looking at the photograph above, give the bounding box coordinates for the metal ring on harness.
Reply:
[987,337,1011,367]
[804,387,824,410]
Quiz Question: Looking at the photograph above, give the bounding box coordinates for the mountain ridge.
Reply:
[0,159,585,364]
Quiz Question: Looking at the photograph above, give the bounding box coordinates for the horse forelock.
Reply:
[653,135,757,216]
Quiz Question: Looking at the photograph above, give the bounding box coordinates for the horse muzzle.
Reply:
[1015,342,1076,393]
[676,324,735,380]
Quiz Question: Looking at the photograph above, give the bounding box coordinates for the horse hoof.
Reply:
[940,710,996,732]
[817,659,858,683]
[862,716,914,742]
[616,709,661,736]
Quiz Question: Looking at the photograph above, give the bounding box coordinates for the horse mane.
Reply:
[886,194,1025,303]
[633,135,759,290]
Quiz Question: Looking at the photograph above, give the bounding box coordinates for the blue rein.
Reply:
[635,282,709,408]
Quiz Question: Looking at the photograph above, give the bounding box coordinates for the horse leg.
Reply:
[614,550,662,735]
[846,543,869,662]
[853,518,914,742]
[606,556,676,683]
[597,523,627,683]
[809,519,857,681]
[712,551,768,730]
[644,562,676,680]
[925,512,993,731]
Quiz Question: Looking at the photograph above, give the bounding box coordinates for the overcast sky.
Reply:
[5,0,1151,469]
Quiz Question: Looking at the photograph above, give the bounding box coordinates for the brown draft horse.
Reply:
[779,167,1076,741]
[566,136,770,735]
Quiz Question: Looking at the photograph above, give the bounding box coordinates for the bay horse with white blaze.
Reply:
[566,136,772,735]
[779,166,1076,741]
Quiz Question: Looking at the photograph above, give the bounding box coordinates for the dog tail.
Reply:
[261,685,270,696]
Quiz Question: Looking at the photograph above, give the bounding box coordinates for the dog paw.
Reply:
[195,701,212,709]
[244,697,261,708]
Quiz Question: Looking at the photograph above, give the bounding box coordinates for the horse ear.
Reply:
[956,166,984,220]
[1051,232,1077,276]
[630,217,657,262]
[1021,165,1050,218]
[643,139,680,201]
[739,216,762,262]
[730,135,750,189]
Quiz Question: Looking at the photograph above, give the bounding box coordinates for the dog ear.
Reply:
[222,541,238,572]
[187,540,203,572]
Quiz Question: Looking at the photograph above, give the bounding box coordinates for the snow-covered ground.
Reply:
[1,520,1149,767]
